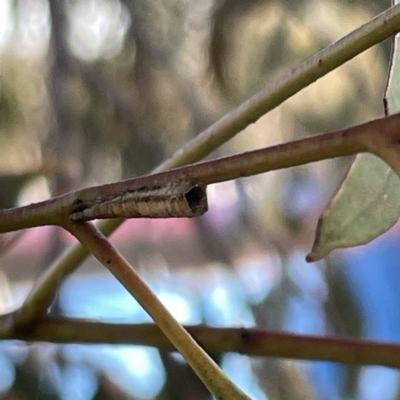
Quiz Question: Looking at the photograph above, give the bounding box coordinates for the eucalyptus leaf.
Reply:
[307,154,400,261]
[307,2,400,262]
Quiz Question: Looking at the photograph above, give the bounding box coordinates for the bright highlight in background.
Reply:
[68,0,131,61]
[0,0,12,49]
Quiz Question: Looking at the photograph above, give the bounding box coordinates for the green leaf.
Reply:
[307,3,400,262]
[307,154,400,261]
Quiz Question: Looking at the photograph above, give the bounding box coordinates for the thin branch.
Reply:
[2,112,398,231]
[154,3,400,172]
[65,221,251,400]
[1,8,398,393]
[11,112,400,325]
[10,4,400,325]
[4,314,400,369]
[2,4,400,232]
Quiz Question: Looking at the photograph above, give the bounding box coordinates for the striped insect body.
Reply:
[69,178,208,222]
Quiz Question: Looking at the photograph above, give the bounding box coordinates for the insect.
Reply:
[69,178,208,222]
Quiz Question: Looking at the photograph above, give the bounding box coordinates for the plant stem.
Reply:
[154,3,400,171]
[13,111,400,325]
[4,316,400,369]
[12,4,400,324]
[0,112,382,232]
[67,221,251,400]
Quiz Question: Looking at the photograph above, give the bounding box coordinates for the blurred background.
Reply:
[0,0,399,399]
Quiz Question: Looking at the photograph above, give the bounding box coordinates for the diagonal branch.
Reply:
[2,4,400,233]
[154,3,400,171]
[12,112,400,325]
[2,112,400,232]
[64,221,251,400]
[8,3,400,325]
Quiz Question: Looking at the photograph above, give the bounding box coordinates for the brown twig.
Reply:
[8,112,400,327]
[3,314,400,369]
[64,221,251,399]
[2,2,400,233]
[2,112,399,233]
[2,7,400,382]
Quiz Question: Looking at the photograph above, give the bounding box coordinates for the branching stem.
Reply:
[2,6,400,394]
[1,113,399,232]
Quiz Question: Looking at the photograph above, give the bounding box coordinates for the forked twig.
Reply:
[10,112,400,326]
[1,7,400,395]
[9,4,400,327]
[1,112,399,232]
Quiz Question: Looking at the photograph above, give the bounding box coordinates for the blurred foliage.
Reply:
[0,0,397,399]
